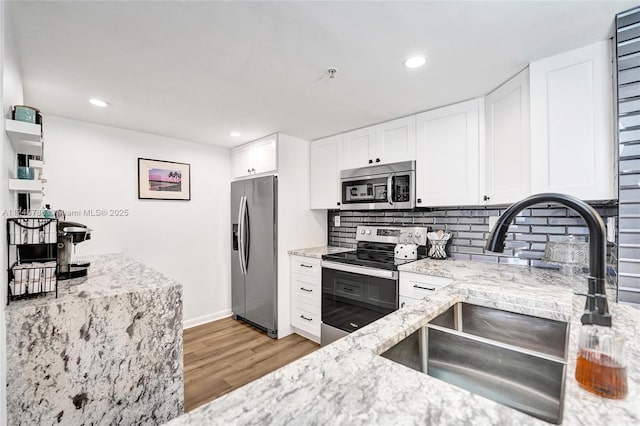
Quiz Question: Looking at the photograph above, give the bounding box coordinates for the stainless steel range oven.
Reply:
[320,225,429,346]
[340,161,415,210]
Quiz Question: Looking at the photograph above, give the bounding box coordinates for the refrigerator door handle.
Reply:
[243,195,250,271]
[238,196,247,275]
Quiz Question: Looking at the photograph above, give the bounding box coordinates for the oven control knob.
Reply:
[415,232,421,238]
[366,230,371,235]
[360,229,365,235]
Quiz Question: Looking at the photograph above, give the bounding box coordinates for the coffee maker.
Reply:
[57,221,92,279]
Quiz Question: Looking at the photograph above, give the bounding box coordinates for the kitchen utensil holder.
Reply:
[6,218,58,304]
[428,240,448,259]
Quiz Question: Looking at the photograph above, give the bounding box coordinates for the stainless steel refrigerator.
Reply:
[231,175,278,338]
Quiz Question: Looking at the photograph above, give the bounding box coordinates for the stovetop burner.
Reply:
[322,225,430,271]
[322,243,426,271]
[322,250,422,270]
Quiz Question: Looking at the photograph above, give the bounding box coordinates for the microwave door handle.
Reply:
[387,173,394,205]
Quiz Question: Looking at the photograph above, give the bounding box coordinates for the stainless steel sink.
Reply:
[380,303,570,424]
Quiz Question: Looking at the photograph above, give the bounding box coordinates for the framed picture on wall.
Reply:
[138,158,191,200]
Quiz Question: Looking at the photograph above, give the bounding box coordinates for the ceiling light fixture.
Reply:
[404,56,427,69]
[89,98,108,107]
[230,132,241,137]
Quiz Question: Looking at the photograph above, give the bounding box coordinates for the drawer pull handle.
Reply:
[300,287,313,292]
[300,314,313,321]
[300,264,313,268]
[350,322,359,328]
[342,287,354,292]
[413,284,435,291]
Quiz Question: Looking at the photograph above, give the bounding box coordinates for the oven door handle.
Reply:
[321,261,398,280]
[387,173,394,205]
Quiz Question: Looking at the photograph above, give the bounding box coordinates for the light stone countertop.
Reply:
[6,253,182,310]
[167,258,639,426]
[287,245,354,259]
[5,253,184,424]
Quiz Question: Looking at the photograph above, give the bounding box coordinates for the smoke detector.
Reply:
[325,67,339,79]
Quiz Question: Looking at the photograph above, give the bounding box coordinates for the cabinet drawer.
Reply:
[291,302,321,336]
[292,273,321,305]
[291,256,321,278]
[399,272,453,300]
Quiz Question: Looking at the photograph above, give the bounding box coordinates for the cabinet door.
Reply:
[399,296,420,309]
[310,135,341,209]
[232,143,254,178]
[530,40,614,200]
[484,68,531,205]
[416,99,481,207]
[252,135,278,175]
[342,126,375,169]
[375,115,416,165]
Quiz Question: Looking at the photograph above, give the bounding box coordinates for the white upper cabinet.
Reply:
[309,135,341,209]
[232,143,254,178]
[341,126,376,169]
[231,134,278,179]
[341,116,417,169]
[252,135,277,175]
[530,40,614,200]
[483,68,531,205]
[374,116,416,165]
[416,98,482,207]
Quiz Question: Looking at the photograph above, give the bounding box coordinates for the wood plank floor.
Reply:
[183,317,319,412]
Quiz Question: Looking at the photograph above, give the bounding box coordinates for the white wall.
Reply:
[44,116,232,326]
[276,134,326,337]
[1,8,24,425]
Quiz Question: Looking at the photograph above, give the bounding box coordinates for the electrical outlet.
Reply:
[607,217,616,243]
[488,216,499,230]
[334,215,341,227]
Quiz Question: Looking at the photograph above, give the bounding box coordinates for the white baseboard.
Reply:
[183,309,232,329]
[291,326,320,344]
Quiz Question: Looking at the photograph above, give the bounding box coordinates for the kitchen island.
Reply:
[5,253,184,425]
[166,257,638,425]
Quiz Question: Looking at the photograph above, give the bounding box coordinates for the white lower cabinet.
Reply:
[399,296,420,309]
[290,256,321,342]
[399,272,453,307]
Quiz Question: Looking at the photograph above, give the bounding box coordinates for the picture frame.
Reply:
[138,158,191,200]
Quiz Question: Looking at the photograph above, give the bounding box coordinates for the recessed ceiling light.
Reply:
[89,98,108,107]
[404,56,427,69]
[230,132,241,137]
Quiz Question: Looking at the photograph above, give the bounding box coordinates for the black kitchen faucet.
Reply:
[485,193,612,327]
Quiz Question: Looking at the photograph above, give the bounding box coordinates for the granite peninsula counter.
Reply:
[167,258,639,426]
[287,245,354,259]
[5,254,184,425]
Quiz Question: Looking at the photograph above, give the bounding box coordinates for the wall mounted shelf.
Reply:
[5,119,43,156]
[8,179,43,193]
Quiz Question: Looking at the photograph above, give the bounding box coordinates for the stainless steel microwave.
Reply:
[340,161,415,210]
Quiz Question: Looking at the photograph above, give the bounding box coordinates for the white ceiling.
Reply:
[7,1,638,148]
